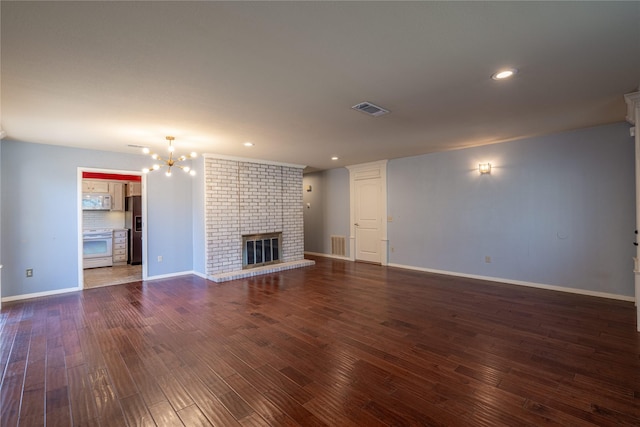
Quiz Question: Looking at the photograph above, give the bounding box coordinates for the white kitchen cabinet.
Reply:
[113,229,128,264]
[109,182,124,211]
[126,182,142,197]
[82,180,110,193]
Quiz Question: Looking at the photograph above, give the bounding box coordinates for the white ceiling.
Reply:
[2,1,639,172]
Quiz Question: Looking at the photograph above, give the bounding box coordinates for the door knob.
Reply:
[354,223,360,226]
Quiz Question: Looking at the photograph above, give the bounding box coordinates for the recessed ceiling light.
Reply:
[331,156,339,161]
[491,68,518,80]
[243,142,254,147]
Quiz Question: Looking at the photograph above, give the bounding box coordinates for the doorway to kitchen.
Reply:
[78,168,147,289]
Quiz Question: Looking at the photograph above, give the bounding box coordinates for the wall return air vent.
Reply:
[351,101,390,117]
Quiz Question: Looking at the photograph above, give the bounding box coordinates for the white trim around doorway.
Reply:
[77,167,148,289]
[346,160,388,265]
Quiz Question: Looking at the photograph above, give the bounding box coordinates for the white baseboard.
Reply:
[304,251,352,261]
[192,271,208,279]
[1,270,204,303]
[387,263,635,302]
[3,265,632,304]
[145,270,195,281]
[2,286,82,303]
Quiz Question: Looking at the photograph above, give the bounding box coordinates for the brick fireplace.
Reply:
[204,156,314,282]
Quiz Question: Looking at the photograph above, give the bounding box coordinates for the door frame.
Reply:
[77,167,148,289]
[625,91,640,331]
[346,160,388,265]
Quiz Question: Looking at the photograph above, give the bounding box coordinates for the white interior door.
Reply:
[355,177,382,263]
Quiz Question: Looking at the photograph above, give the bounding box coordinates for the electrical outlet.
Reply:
[391,247,395,253]
[26,268,33,277]
[485,256,491,263]
[157,256,163,262]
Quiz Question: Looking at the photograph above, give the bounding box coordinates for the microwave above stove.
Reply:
[82,193,112,210]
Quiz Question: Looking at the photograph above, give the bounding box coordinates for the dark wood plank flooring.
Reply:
[1,256,639,426]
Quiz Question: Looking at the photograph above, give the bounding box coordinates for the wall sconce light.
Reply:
[306,185,312,192]
[479,163,491,175]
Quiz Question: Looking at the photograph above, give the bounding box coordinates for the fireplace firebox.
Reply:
[243,232,282,269]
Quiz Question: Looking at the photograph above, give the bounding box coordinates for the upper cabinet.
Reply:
[109,182,124,211]
[126,182,142,197]
[82,180,110,193]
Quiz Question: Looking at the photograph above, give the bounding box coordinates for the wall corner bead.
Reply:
[624,91,640,125]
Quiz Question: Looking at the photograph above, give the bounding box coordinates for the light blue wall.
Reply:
[303,173,323,252]
[1,140,194,298]
[192,156,205,275]
[387,123,635,296]
[145,164,193,276]
[303,168,350,256]
[301,123,635,297]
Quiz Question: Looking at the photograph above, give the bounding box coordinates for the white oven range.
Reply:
[83,229,113,269]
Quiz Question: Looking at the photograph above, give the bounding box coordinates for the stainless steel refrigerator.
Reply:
[125,196,142,265]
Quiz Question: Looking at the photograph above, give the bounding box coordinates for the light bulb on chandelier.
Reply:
[142,136,197,177]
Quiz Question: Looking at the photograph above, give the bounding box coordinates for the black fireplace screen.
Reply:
[243,232,282,269]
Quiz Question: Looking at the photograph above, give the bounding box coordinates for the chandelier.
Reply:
[142,136,197,177]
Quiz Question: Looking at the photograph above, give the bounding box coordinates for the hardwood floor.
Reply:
[1,256,639,426]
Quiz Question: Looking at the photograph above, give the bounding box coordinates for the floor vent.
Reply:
[331,235,346,257]
[351,101,390,117]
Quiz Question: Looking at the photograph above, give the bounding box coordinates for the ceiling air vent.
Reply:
[351,101,390,117]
